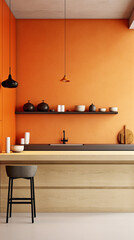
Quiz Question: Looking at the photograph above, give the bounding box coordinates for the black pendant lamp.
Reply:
[2,0,18,88]
[60,0,70,83]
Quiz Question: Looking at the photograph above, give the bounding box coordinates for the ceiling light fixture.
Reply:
[2,0,18,88]
[60,0,70,83]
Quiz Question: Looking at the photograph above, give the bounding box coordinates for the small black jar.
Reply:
[37,100,49,112]
[23,100,35,112]
[89,103,96,112]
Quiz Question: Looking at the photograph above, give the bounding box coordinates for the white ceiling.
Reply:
[5,0,134,19]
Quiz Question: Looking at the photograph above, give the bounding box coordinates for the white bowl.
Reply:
[99,108,106,112]
[75,105,85,112]
[11,145,24,153]
[109,107,118,112]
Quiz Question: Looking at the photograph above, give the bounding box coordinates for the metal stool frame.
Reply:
[6,177,36,223]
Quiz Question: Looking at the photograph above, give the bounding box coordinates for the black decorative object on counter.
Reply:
[37,100,49,112]
[89,103,96,112]
[23,100,35,112]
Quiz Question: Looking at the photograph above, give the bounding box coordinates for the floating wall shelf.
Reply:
[15,111,118,115]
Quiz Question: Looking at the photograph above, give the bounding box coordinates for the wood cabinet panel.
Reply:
[1,164,134,187]
[1,162,134,213]
[1,188,134,213]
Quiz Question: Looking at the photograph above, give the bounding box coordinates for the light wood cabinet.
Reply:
[1,151,134,212]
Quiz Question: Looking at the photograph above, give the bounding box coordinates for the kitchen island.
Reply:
[1,151,134,213]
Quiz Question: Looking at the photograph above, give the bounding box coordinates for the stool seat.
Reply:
[6,165,37,178]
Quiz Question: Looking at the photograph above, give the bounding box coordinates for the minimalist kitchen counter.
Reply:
[1,150,134,213]
[0,151,134,163]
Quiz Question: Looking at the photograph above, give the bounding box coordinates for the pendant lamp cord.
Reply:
[9,0,11,74]
[64,0,66,76]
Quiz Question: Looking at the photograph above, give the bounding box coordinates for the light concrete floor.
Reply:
[0,213,134,240]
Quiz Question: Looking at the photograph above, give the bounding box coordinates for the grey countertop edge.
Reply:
[24,144,134,151]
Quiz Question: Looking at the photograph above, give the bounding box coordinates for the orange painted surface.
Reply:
[0,0,16,151]
[0,0,2,84]
[0,0,3,151]
[0,0,3,121]
[16,19,134,144]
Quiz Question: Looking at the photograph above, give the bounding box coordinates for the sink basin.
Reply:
[50,144,84,146]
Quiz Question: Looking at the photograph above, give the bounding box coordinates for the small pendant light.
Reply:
[2,0,18,88]
[60,0,70,83]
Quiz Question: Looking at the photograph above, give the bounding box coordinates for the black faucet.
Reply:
[61,130,68,144]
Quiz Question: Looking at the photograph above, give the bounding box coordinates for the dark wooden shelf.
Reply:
[15,111,118,114]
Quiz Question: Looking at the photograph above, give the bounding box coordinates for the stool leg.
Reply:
[30,178,34,223]
[32,177,36,218]
[10,178,13,217]
[6,178,11,223]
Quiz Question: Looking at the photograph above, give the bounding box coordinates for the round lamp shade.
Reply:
[2,74,18,88]
[60,75,70,83]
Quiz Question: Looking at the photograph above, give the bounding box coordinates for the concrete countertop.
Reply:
[0,151,134,164]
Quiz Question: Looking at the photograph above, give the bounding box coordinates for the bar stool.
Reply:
[6,165,37,223]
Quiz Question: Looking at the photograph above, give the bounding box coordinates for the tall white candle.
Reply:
[24,132,30,144]
[6,137,10,153]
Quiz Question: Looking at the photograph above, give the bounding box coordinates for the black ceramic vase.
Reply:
[89,103,96,112]
[23,100,35,112]
[37,100,49,112]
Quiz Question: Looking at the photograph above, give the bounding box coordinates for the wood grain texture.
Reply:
[1,164,134,187]
[1,151,134,164]
[1,188,134,213]
[1,162,134,212]
[118,127,134,144]
[118,129,134,144]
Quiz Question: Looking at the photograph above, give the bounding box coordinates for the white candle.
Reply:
[6,137,10,153]
[61,105,65,112]
[57,105,61,112]
[24,132,30,144]
[20,138,25,145]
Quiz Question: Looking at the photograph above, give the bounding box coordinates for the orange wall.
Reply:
[16,19,134,144]
[0,0,16,151]
[0,0,3,151]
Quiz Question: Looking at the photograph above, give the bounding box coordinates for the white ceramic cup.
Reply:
[57,105,61,112]
[20,138,25,145]
[75,105,85,112]
[57,105,65,112]
[61,105,65,112]
[99,108,106,112]
[109,107,118,112]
